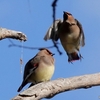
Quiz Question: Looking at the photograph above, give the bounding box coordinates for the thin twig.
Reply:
[8,39,60,50]
[52,0,62,55]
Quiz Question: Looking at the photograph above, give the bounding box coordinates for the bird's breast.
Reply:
[59,31,80,53]
[29,63,55,83]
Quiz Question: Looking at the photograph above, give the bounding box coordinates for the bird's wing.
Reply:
[44,19,63,41]
[23,55,40,82]
[75,19,85,47]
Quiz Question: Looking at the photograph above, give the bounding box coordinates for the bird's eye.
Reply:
[45,49,52,54]
[45,49,55,56]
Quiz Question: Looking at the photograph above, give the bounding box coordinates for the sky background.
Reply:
[0,0,100,100]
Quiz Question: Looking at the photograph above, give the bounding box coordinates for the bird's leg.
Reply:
[76,47,83,61]
[78,50,83,61]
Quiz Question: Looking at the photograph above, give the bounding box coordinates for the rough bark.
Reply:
[12,73,100,100]
[0,27,27,41]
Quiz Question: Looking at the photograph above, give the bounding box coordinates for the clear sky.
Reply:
[0,0,100,100]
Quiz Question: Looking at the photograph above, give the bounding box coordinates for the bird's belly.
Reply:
[60,33,78,53]
[30,64,54,83]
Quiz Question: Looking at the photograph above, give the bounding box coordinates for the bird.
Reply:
[17,48,55,92]
[44,11,85,63]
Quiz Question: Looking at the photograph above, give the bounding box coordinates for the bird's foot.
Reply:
[79,53,83,61]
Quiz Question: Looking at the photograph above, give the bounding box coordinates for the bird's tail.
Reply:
[67,52,81,62]
[17,81,27,92]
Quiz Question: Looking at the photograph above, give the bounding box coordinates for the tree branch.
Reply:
[0,27,27,41]
[52,0,62,55]
[8,39,61,50]
[12,73,100,100]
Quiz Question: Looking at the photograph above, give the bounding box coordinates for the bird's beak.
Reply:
[51,53,55,56]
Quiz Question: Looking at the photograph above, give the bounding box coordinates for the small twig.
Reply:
[52,0,62,55]
[8,39,60,50]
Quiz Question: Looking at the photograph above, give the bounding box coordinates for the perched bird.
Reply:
[44,11,85,62]
[17,48,55,92]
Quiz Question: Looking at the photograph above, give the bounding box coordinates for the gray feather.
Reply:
[44,19,63,41]
[75,19,85,47]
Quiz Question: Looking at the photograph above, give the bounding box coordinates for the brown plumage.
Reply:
[17,48,55,92]
[44,11,85,62]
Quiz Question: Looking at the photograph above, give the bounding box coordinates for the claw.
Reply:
[79,52,83,61]
[68,59,73,64]
[69,61,73,64]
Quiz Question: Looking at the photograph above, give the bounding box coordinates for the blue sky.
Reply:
[0,0,100,100]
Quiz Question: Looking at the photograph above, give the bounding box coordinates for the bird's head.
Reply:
[39,48,55,56]
[63,11,76,25]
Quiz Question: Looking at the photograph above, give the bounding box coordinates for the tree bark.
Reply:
[0,27,27,41]
[12,73,100,100]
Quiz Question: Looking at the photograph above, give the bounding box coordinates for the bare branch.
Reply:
[0,27,27,41]
[8,39,60,50]
[52,0,62,55]
[12,73,100,100]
